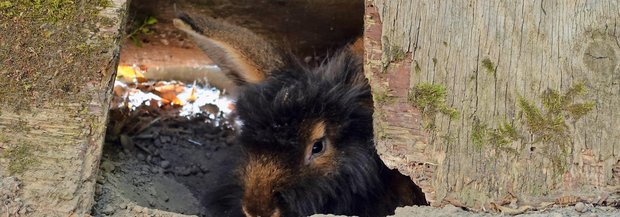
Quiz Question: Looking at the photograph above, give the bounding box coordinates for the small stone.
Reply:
[102,204,116,215]
[120,134,135,151]
[200,165,210,173]
[95,185,102,195]
[135,207,143,214]
[100,161,115,172]
[160,160,170,169]
[160,39,169,45]
[175,167,191,176]
[575,202,586,212]
[146,155,152,162]
[136,153,146,161]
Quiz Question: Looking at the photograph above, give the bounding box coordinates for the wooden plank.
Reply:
[0,0,128,215]
[367,0,620,209]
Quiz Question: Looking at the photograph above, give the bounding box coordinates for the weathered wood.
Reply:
[0,0,128,216]
[367,0,620,210]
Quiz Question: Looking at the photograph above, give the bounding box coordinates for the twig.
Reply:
[187,139,203,146]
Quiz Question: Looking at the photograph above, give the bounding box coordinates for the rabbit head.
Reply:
[235,51,379,217]
[174,14,426,217]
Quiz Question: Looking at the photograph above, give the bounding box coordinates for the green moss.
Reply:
[481,58,496,76]
[0,1,12,9]
[373,89,394,105]
[414,61,422,74]
[442,41,448,46]
[98,0,111,8]
[471,118,519,151]
[408,83,460,130]
[0,133,8,143]
[13,119,31,133]
[6,142,39,175]
[389,45,406,62]
[487,121,519,148]
[471,119,487,150]
[0,0,118,112]
[517,83,594,173]
[432,57,438,66]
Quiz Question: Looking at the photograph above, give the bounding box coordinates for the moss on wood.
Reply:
[481,58,496,76]
[0,0,115,112]
[517,83,594,173]
[5,142,39,175]
[408,83,459,129]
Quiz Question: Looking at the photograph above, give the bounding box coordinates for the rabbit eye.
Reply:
[311,138,326,155]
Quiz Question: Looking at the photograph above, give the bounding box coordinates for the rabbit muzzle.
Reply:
[241,155,288,217]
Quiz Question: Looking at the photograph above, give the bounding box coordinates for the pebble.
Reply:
[100,161,115,172]
[101,204,116,215]
[575,202,586,212]
[175,167,192,176]
[134,206,146,213]
[160,160,171,169]
[200,164,210,173]
[95,185,102,195]
[136,153,146,161]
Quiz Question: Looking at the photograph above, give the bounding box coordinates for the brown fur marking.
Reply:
[303,121,337,174]
[348,37,364,57]
[309,120,326,142]
[208,38,266,83]
[173,17,270,85]
[242,155,286,217]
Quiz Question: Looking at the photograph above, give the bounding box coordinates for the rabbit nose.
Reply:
[242,204,282,217]
[241,156,287,217]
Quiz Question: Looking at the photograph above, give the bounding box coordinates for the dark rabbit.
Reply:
[174,14,427,217]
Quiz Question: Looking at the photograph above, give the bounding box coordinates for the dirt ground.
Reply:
[92,107,240,217]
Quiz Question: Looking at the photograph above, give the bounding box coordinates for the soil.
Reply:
[92,108,240,217]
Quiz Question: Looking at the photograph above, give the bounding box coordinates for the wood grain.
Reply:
[367,0,620,209]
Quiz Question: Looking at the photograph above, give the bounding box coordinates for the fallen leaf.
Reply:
[187,81,197,103]
[116,65,147,83]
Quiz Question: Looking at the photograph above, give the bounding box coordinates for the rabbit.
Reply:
[173,13,427,217]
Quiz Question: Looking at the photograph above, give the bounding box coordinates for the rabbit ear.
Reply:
[173,14,285,85]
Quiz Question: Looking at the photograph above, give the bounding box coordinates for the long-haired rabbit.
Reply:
[174,13,427,217]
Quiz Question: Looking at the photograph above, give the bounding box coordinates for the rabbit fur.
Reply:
[174,13,427,217]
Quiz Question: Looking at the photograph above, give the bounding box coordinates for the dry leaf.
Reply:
[116,65,147,83]
[187,81,197,103]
